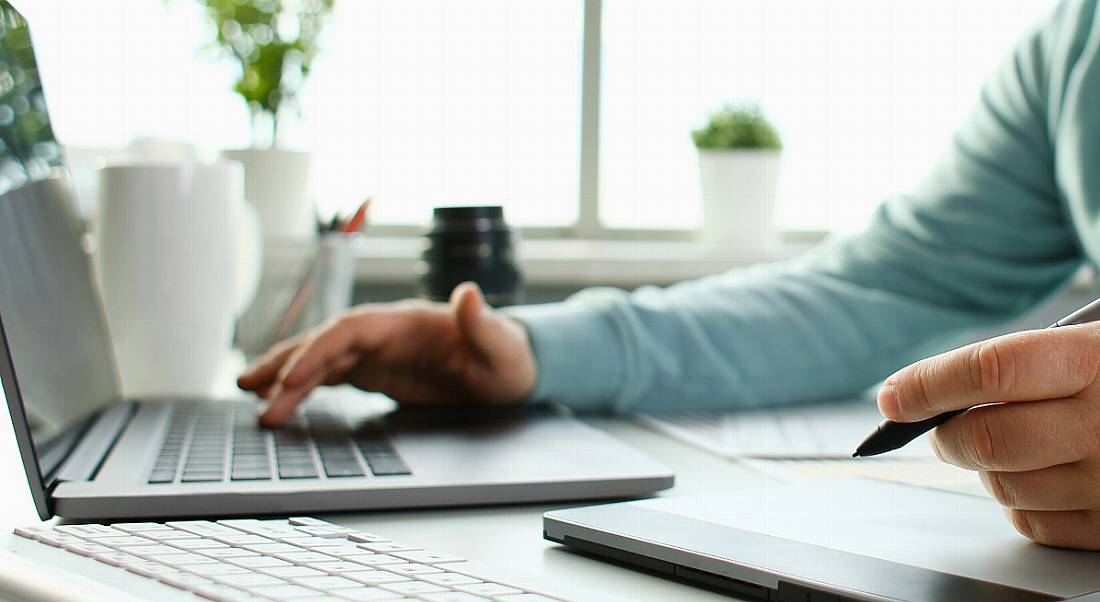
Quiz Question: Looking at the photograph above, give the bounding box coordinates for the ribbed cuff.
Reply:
[502,300,626,413]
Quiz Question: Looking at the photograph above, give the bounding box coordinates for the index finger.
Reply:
[879,324,1100,422]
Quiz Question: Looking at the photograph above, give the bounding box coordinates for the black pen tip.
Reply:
[852,451,861,458]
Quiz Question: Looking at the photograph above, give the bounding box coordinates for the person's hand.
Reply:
[238,282,537,427]
[877,324,1100,549]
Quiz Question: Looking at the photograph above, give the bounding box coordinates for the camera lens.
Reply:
[417,206,524,306]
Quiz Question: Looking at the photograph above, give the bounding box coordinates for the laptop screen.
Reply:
[0,0,122,518]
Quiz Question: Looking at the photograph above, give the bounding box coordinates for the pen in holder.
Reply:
[263,231,364,350]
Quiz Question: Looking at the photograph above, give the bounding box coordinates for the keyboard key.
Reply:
[495,595,563,602]
[279,466,319,479]
[169,538,230,550]
[345,532,389,544]
[147,552,220,566]
[343,554,406,566]
[393,551,465,564]
[112,522,169,533]
[308,560,383,574]
[168,520,242,537]
[342,571,410,586]
[291,575,363,590]
[193,584,255,602]
[148,470,176,483]
[417,572,482,586]
[231,469,271,481]
[277,551,340,564]
[200,547,261,559]
[182,471,224,482]
[35,532,86,547]
[64,542,113,556]
[323,464,366,478]
[246,542,306,554]
[228,555,293,569]
[378,580,448,595]
[13,525,48,539]
[158,572,216,590]
[303,544,366,556]
[213,572,286,588]
[126,544,189,557]
[454,583,522,597]
[125,561,180,578]
[419,593,491,602]
[213,534,273,546]
[357,542,421,553]
[384,563,444,576]
[336,589,408,601]
[96,536,156,547]
[55,524,125,538]
[93,551,144,567]
[183,563,252,577]
[278,536,340,548]
[144,530,202,542]
[288,517,333,527]
[249,584,322,600]
[295,526,349,538]
[259,566,327,579]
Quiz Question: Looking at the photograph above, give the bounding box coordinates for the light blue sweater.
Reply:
[508,0,1100,415]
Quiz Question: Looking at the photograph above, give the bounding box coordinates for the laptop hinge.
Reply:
[54,402,134,483]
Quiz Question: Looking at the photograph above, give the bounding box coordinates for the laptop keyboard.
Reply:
[15,516,572,601]
[150,403,411,484]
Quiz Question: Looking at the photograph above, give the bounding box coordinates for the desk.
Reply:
[0,394,784,601]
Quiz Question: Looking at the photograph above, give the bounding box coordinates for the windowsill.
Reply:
[356,231,829,288]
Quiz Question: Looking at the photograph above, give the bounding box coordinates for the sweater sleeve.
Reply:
[506,0,1089,414]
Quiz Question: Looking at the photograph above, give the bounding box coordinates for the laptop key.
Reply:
[453,583,522,596]
[392,550,465,564]
[227,555,292,569]
[279,466,319,479]
[341,571,409,586]
[417,572,482,586]
[258,566,326,579]
[384,563,444,576]
[182,471,224,482]
[290,575,363,590]
[248,584,321,600]
[419,593,489,602]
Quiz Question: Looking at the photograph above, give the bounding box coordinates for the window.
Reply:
[598,0,1055,232]
[26,0,1053,234]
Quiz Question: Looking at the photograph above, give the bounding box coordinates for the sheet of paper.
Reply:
[638,399,935,459]
[740,457,990,498]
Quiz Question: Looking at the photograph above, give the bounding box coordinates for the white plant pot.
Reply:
[697,149,781,257]
[222,148,317,242]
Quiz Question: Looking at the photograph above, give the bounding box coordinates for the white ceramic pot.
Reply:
[222,148,316,242]
[95,161,262,397]
[697,149,781,257]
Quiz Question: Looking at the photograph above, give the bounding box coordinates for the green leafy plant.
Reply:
[183,0,334,148]
[0,1,61,193]
[692,103,782,151]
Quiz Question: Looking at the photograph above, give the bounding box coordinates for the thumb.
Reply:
[450,282,507,361]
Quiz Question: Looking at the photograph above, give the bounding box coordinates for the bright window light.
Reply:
[599,0,1056,232]
[28,0,582,227]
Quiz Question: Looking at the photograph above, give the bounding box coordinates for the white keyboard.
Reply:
[13,517,572,602]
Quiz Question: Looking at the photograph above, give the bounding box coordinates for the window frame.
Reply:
[364,0,697,241]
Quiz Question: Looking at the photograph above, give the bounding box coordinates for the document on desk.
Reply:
[638,399,935,459]
[638,400,990,498]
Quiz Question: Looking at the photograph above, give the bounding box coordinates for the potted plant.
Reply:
[187,0,334,241]
[692,103,782,256]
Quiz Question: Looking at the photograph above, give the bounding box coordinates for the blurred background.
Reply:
[15,0,1060,304]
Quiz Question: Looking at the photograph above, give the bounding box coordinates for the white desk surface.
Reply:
[0,395,783,602]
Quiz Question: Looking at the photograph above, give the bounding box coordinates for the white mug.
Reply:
[95,161,262,398]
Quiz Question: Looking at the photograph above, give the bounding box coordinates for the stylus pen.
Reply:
[853,296,1100,458]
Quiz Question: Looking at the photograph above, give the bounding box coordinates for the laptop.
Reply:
[0,2,672,522]
[544,478,1100,602]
